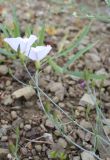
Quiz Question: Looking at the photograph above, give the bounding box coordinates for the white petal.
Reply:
[25,35,38,55]
[4,35,37,54]
[28,45,52,61]
[19,38,28,53]
[4,37,21,51]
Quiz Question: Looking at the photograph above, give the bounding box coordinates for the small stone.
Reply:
[43,133,54,143]
[7,153,13,159]
[20,147,28,155]
[1,136,8,142]
[27,142,32,150]
[77,129,85,140]
[12,86,36,100]
[48,82,65,101]
[35,145,42,152]
[80,120,92,129]
[6,80,11,87]
[44,66,52,74]
[11,106,21,110]
[33,156,40,160]
[85,132,92,142]
[45,119,54,129]
[0,148,9,156]
[95,68,108,76]
[102,119,110,125]
[0,65,8,75]
[59,102,65,108]
[2,95,13,105]
[12,118,23,128]
[58,138,67,148]
[20,122,24,129]
[103,125,110,135]
[11,111,17,120]
[73,156,80,160]
[81,151,95,160]
[24,124,31,131]
[75,110,80,116]
[79,93,95,108]
[54,130,61,136]
[86,53,100,62]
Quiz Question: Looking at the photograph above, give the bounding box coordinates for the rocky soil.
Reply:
[0,0,110,160]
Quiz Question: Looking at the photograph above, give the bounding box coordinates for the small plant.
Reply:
[50,150,67,160]
[8,127,20,160]
[1,5,109,160]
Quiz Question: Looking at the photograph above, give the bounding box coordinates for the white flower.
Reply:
[27,45,52,61]
[4,35,52,61]
[4,35,37,54]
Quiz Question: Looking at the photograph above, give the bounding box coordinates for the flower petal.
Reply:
[25,35,38,54]
[4,35,38,54]
[27,45,52,61]
[4,37,21,51]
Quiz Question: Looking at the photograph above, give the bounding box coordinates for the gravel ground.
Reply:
[0,0,110,160]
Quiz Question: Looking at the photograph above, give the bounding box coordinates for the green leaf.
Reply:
[0,48,14,58]
[57,22,92,58]
[12,7,20,37]
[15,127,20,153]
[25,25,33,37]
[50,151,58,158]
[63,42,97,69]
[48,57,63,73]
[9,143,16,154]
[68,70,106,80]
[38,24,45,46]
[0,24,9,37]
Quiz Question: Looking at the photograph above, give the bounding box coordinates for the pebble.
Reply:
[7,153,13,159]
[84,132,92,142]
[35,145,42,152]
[79,93,95,108]
[12,118,23,128]
[86,53,101,62]
[58,138,67,148]
[77,129,85,140]
[81,151,95,160]
[1,136,8,142]
[43,133,54,143]
[45,119,54,129]
[11,111,17,120]
[73,156,80,160]
[2,95,13,105]
[54,130,61,136]
[95,68,108,76]
[20,122,24,129]
[0,65,8,75]
[80,120,92,129]
[0,148,9,156]
[24,124,31,131]
[44,66,52,74]
[20,147,28,156]
[12,86,36,100]
[48,82,65,101]
[103,125,110,135]
[33,156,40,160]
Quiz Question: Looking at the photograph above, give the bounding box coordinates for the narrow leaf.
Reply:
[12,7,20,37]
[63,42,97,69]
[48,58,63,73]
[38,24,45,46]
[57,22,92,58]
